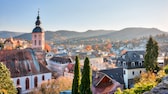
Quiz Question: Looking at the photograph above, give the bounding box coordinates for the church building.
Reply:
[32,11,45,50]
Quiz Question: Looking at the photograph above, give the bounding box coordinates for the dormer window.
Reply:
[132,71,134,75]
[123,61,126,67]
[139,61,142,66]
[131,62,135,67]
[140,55,143,59]
[118,61,121,66]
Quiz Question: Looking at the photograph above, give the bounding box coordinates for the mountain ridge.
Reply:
[0,27,166,41]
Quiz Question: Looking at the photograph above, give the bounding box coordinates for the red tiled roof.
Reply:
[92,72,122,94]
[0,48,50,78]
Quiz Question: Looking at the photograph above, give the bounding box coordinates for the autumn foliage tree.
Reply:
[0,62,17,94]
[33,76,72,94]
[45,43,51,52]
[115,72,161,94]
[85,45,92,51]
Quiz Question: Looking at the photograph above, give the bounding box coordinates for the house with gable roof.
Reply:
[116,50,146,88]
[92,68,124,94]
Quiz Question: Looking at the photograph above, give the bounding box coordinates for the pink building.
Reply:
[32,11,45,50]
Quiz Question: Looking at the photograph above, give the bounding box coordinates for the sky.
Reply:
[1,0,168,33]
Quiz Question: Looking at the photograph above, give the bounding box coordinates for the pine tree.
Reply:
[72,56,81,94]
[80,57,92,94]
[0,62,17,94]
[144,36,159,72]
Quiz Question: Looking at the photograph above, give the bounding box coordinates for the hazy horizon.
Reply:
[0,27,167,33]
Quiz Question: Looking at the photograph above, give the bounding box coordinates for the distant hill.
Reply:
[15,30,115,41]
[90,27,165,41]
[0,31,23,38]
[15,33,32,40]
[13,27,166,41]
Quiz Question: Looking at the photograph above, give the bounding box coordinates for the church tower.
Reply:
[32,10,45,50]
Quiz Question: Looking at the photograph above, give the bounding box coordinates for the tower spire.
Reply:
[38,8,40,18]
[35,9,41,26]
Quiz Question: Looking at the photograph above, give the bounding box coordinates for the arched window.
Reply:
[17,79,20,86]
[34,40,36,45]
[34,76,38,87]
[39,40,41,45]
[140,55,143,59]
[140,70,142,74]
[34,35,36,38]
[132,71,134,75]
[131,62,135,67]
[25,78,29,90]
[42,75,45,81]
[139,61,142,66]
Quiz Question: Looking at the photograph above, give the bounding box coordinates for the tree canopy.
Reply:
[80,57,92,94]
[0,62,17,94]
[72,56,81,94]
[33,76,72,94]
[144,36,159,72]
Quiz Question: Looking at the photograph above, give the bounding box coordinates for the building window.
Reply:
[34,76,38,88]
[131,62,135,67]
[25,78,29,90]
[123,61,126,67]
[34,40,36,46]
[139,61,142,66]
[42,75,45,81]
[118,61,121,66]
[140,55,143,59]
[39,40,41,45]
[132,71,134,75]
[17,79,20,86]
[34,35,36,38]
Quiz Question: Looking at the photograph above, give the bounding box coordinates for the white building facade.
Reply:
[116,50,146,88]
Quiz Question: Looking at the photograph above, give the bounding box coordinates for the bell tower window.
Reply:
[39,40,41,45]
[34,40,36,46]
[34,35,36,38]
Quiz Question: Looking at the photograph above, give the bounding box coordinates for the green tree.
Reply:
[80,57,92,94]
[0,62,17,94]
[72,56,81,94]
[144,36,159,72]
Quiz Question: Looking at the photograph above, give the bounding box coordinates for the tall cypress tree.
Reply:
[72,56,81,94]
[80,57,92,94]
[144,36,159,72]
[0,62,17,94]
